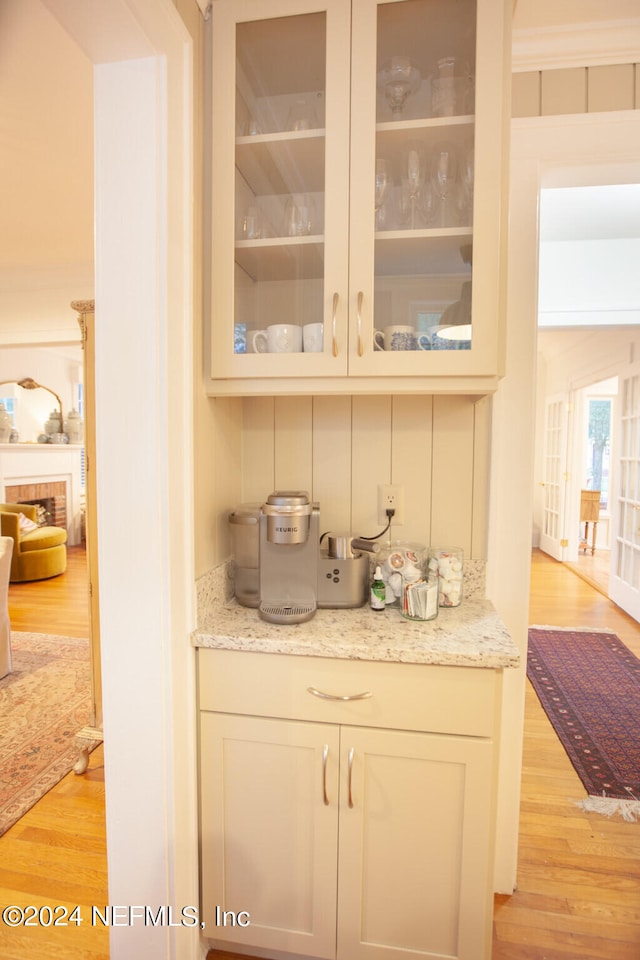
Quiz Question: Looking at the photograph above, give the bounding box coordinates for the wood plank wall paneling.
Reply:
[211,397,243,562]
[512,62,639,117]
[540,67,587,116]
[313,396,353,536]
[242,397,275,502]
[389,395,433,549]
[511,71,540,118]
[351,396,392,537]
[237,395,487,559]
[587,63,636,113]
[274,397,313,490]
[430,396,475,553]
[471,395,492,558]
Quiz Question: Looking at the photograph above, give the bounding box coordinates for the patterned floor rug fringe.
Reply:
[578,796,640,822]
[527,626,640,821]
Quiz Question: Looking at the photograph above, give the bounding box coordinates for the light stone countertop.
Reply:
[193,597,520,669]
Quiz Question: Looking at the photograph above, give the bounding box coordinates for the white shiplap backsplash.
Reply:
[240,394,491,559]
[202,392,491,617]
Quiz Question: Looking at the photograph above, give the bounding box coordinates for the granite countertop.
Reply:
[193,597,520,669]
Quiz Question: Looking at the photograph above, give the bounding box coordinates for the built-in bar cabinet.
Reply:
[207,0,510,395]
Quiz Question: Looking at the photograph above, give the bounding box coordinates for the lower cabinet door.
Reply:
[200,712,340,958]
[337,727,494,960]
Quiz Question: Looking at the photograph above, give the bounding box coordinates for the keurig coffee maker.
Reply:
[258,491,319,624]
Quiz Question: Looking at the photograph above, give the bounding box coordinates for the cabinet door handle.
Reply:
[307,686,373,702]
[332,292,339,357]
[356,291,364,356]
[347,746,355,808]
[322,743,329,805]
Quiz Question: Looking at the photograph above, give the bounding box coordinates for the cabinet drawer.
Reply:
[198,649,499,737]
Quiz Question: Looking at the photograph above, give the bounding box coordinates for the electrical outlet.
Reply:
[378,484,404,525]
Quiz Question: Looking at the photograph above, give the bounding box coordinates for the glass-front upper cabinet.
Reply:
[210,0,351,381]
[208,0,510,394]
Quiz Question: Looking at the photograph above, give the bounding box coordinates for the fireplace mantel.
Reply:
[0,444,84,545]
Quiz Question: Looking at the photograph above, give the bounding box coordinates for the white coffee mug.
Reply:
[303,323,324,352]
[248,329,267,353]
[254,324,302,354]
[373,324,417,351]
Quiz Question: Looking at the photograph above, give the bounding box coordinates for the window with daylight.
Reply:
[0,397,16,424]
[585,397,612,511]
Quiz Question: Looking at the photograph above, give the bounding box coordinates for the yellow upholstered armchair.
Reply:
[0,503,67,582]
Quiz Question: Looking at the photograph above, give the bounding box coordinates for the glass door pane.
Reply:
[233,13,327,358]
[610,368,640,620]
[372,0,476,355]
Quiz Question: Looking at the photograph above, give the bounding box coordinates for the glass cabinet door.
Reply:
[349,0,501,377]
[209,0,508,390]
[210,0,351,379]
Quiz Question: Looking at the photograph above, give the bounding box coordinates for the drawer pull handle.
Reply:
[347,746,355,808]
[322,743,329,805]
[307,686,373,702]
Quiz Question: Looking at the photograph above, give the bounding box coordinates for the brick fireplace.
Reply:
[0,445,83,545]
[4,481,67,530]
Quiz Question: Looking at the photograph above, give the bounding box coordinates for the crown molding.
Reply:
[512,19,640,72]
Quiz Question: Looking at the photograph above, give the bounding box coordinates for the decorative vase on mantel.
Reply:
[0,403,12,442]
[44,409,62,437]
[64,409,83,444]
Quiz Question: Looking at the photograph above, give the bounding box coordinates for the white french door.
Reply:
[609,363,640,621]
[539,393,570,561]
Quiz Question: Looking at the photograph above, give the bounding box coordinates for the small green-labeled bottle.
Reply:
[370,565,386,611]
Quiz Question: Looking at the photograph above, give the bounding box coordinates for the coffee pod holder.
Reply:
[378,541,426,606]
[427,547,463,607]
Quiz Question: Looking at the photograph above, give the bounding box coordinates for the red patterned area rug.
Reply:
[527,626,640,821]
[0,631,100,837]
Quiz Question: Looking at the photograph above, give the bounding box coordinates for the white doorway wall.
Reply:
[490,110,640,893]
[534,177,639,566]
[41,2,198,959]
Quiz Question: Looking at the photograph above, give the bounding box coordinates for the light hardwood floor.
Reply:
[565,548,610,599]
[492,549,640,960]
[0,545,109,960]
[2,547,640,960]
[5,544,92,640]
